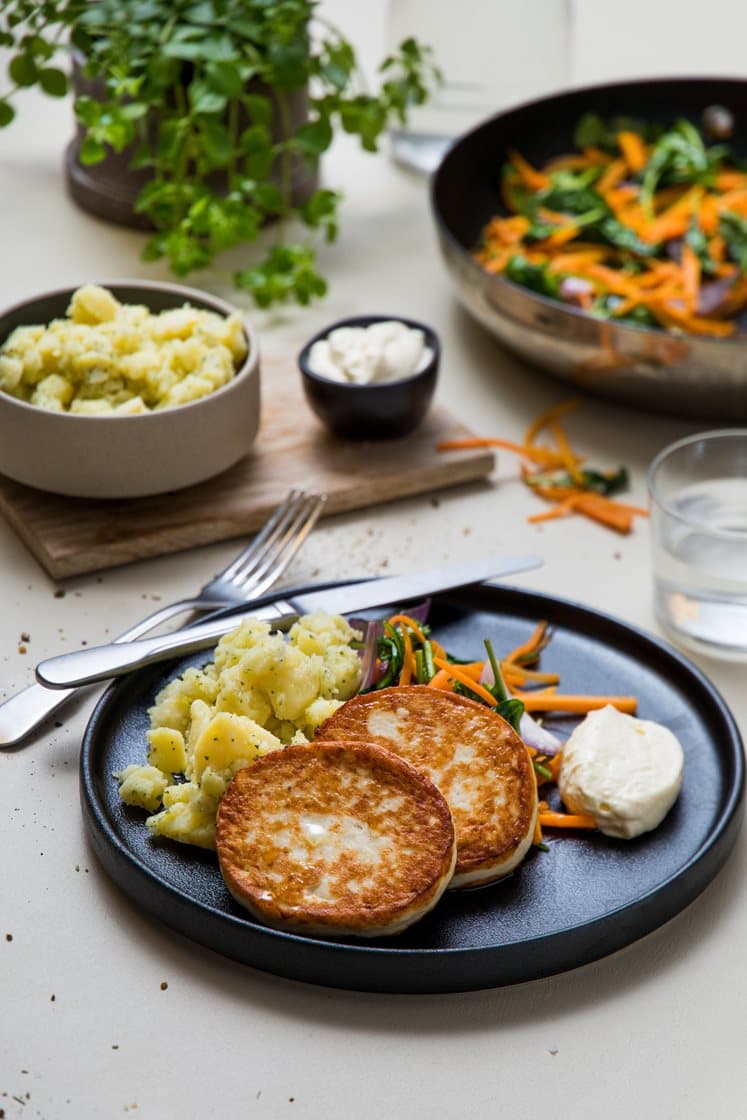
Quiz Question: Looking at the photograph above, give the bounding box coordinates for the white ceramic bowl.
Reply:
[0,280,260,499]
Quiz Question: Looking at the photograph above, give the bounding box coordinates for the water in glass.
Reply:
[652,476,747,659]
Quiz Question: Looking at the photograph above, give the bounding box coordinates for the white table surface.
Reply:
[2,4,746,1117]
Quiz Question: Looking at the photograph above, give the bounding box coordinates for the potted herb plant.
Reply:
[0,1,438,306]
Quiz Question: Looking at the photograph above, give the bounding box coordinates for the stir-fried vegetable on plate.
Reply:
[361,607,638,843]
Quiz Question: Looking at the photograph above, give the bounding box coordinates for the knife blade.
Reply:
[35,554,542,689]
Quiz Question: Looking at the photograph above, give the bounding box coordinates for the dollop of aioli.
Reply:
[558,705,684,839]
[307,321,432,385]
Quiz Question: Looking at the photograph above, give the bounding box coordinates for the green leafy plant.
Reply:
[0,1,439,305]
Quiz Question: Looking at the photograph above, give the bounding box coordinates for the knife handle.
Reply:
[36,601,296,689]
[1,598,223,747]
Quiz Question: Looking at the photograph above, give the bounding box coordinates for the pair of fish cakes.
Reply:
[216,686,538,938]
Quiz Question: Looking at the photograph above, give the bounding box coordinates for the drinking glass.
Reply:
[386,0,572,174]
[648,430,747,661]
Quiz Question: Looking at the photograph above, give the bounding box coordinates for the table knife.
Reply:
[35,554,542,689]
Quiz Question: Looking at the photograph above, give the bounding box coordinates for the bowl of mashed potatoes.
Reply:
[0,281,260,498]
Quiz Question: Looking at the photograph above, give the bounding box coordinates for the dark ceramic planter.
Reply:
[65,52,317,229]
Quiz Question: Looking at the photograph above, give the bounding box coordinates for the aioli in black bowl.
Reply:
[298,314,440,440]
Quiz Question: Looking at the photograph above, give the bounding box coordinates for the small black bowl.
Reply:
[298,315,440,439]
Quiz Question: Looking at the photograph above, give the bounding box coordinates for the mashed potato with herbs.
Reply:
[0,284,247,414]
[116,611,362,850]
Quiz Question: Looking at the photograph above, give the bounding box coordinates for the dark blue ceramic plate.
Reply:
[80,582,744,994]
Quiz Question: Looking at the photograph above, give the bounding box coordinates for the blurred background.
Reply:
[326,0,747,172]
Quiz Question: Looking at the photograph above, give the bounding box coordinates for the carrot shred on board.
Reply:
[539,811,598,829]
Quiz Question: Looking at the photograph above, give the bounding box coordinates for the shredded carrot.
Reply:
[539,810,597,829]
[432,656,497,706]
[597,158,628,193]
[387,613,427,645]
[549,418,584,481]
[483,214,531,245]
[548,752,563,783]
[504,621,551,667]
[715,170,747,191]
[504,665,560,685]
[534,224,580,250]
[650,303,736,337]
[455,661,486,681]
[527,500,576,524]
[508,148,551,192]
[568,493,634,534]
[523,398,582,446]
[396,624,415,686]
[436,436,567,468]
[427,668,455,692]
[546,248,607,273]
[616,130,647,172]
[681,243,701,314]
[516,693,638,715]
[438,402,649,536]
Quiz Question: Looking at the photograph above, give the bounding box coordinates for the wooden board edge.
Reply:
[0,486,60,582]
[26,452,496,579]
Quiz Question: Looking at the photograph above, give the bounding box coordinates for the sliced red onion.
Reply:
[698,276,736,316]
[480,663,563,753]
[559,276,594,306]
[399,598,431,625]
[349,619,384,691]
[665,237,684,263]
[519,711,563,755]
[349,602,431,693]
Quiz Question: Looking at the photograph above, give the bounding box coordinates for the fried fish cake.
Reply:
[216,739,456,937]
[318,686,537,887]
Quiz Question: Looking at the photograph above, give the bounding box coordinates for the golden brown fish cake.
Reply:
[318,686,538,887]
[216,739,456,937]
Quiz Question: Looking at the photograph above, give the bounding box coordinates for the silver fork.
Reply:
[0,489,326,748]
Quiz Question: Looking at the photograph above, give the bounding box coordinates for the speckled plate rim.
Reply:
[79,581,745,994]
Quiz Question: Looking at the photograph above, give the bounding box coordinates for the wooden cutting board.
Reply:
[0,352,494,579]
